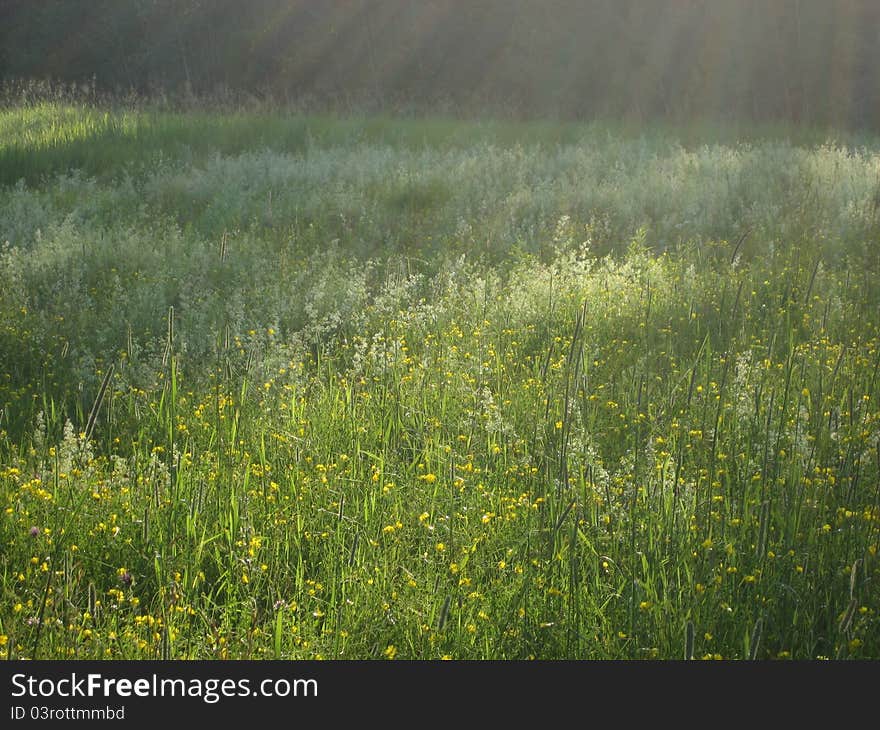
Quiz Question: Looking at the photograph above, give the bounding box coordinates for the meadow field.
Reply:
[1,102,878,659]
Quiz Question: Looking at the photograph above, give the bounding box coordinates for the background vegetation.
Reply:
[2,1,880,129]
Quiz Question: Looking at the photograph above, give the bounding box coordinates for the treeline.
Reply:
[2,0,879,127]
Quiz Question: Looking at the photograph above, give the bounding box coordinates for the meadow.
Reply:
[1,101,878,659]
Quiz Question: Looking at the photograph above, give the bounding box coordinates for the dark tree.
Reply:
[1,0,878,129]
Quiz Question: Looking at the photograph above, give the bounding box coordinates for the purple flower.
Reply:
[119,571,133,587]
[29,526,39,538]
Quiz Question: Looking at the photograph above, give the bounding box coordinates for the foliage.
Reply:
[0,105,878,659]
[2,1,880,129]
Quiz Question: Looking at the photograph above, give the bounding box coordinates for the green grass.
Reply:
[1,103,878,659]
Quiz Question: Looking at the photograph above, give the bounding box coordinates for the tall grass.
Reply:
[0,104,878,659]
